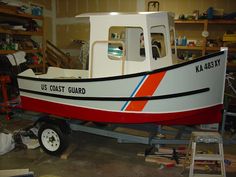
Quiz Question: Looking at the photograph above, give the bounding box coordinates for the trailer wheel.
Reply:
[38,123,68,156]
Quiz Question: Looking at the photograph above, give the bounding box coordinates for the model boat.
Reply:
[17,12,227,125]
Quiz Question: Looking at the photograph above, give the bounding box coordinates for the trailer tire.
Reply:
[38,123,68,156]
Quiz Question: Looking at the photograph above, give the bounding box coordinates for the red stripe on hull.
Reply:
[126,71,166,111]
[20,96,223,125]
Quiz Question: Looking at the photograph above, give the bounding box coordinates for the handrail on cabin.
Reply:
[90,40,126,78]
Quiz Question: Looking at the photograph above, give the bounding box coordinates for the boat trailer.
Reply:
[8,110,236,156]
[1,108,235,156]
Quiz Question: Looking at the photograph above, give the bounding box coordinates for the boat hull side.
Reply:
[20,96,223,125]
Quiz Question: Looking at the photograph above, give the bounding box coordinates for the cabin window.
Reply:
[108,26,145,62]
[150,26,167,59]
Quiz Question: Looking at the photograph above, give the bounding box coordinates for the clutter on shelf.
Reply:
[175,6,236,62]
[0,3,45,73]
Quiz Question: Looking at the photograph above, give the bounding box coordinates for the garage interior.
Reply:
[0,0,236,177]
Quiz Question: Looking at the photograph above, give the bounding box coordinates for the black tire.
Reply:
[38,123,68,156]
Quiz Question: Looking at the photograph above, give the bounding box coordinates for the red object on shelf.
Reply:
[0,75,11,120]
[32,55,39,64]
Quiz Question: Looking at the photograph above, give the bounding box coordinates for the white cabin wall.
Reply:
[89,15,152,78]
[125,28,150,74]
[126,28,145,62]
[149,13,173,70]
[89,18,122,78]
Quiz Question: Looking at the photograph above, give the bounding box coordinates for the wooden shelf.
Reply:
[175,19,236,24]
[0,49,43,55]
[28,64,44,68]
[172,46,203,50]
[0,4,45,73]
[175,19,236,57]
[0,5,43,20]
[227,62,236,66]
[206,47,236,52]
[227,62,236,71]
[208,19,236,24]
[0,28,43,36]
[175,20,207,24]
[206,47,221,51]
[173,46,236,53]
[172,45,236,53]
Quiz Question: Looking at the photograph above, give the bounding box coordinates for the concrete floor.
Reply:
[1,113,236,177]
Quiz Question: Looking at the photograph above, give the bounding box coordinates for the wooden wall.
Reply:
[13,0,236,49]
[55,0,137,48]
[56,0,137,18]
[56,0,236,49]
[56,23,90,49]
[44,17,53,44]
[21,0,52,10]
[56,0,236,19]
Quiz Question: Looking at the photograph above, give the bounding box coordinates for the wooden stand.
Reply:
[60,143,78,160]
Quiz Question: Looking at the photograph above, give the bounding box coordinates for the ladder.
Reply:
[185,131,226,177]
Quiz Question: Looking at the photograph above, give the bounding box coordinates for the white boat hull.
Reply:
[17,51,227,125]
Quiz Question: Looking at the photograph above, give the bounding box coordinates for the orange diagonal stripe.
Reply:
[125,71,166,111]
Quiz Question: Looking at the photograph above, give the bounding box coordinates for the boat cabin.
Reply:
[77,11,177,78]
[19,12,177,79]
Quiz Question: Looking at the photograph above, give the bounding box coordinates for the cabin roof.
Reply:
[76,11,170,18]
[75,11,173,26]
